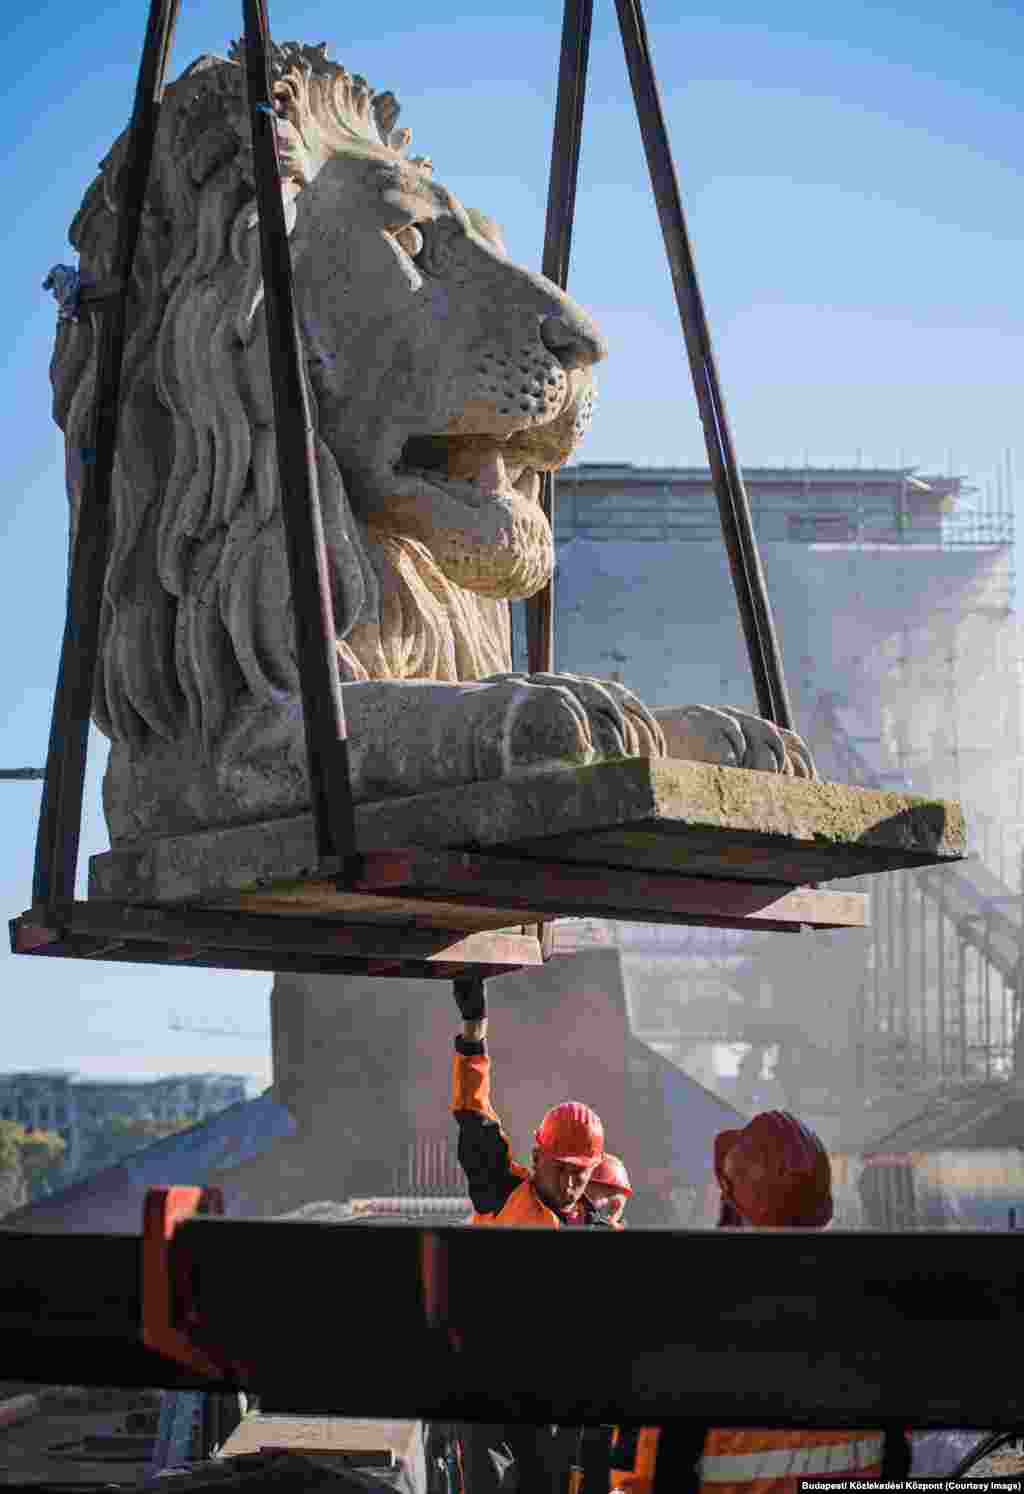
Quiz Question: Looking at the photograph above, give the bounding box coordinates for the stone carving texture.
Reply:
[50,41,813,847]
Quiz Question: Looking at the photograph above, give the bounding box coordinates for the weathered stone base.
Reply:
[89,756,966,908]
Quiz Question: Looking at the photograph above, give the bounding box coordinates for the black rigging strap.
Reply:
[526,0,794,730]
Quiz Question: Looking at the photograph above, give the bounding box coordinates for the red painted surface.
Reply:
[142,1186,227,1379]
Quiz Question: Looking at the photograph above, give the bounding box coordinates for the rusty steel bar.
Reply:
[612,0,793,729]
[526,0,594,676]
[241,0,358,871]
[32,0,181,912]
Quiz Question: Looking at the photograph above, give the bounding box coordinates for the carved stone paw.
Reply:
[486,671,667,762]
[653,704,818,779]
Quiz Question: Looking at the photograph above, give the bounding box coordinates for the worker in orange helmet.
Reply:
[586,1152,633,1228]
[611,1112,910,1494]
[713,1109,834,1230]
[450,977,608,1228]
[450,977,613,1493]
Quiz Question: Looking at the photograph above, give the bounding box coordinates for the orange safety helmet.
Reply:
[535,1101,605,1167]
[714,1110,832,1228]
[589,1152,633,1196]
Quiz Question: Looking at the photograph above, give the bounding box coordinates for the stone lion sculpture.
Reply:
[50,40,813,848]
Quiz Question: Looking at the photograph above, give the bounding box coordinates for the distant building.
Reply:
[0,1071,247,1173]
[508,459,1021,1146]
[551,463,995,558]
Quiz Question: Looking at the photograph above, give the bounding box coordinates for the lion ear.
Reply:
[365,160,440,232]
[466,208,507,256]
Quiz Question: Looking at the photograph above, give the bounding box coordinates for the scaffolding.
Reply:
[821,678,1024,1099]
[540,453,1022,1121]
[552,461,1016,609]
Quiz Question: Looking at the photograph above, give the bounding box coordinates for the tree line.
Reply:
[0,1113,193,1218]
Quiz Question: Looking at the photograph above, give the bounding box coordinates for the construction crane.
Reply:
[168,1011,266,1040]
[0,768,45,780]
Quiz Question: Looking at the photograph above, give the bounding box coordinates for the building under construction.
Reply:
[520,458,1021,1148]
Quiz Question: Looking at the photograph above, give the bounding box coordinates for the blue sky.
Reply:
[0,0,1020,1086]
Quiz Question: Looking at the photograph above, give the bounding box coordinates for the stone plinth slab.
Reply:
[88,758,965,922]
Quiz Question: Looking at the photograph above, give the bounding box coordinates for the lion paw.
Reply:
[485,671,667,763]
[653,704,818,779]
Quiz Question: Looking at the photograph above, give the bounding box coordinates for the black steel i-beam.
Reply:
[3,1221,1024,1427]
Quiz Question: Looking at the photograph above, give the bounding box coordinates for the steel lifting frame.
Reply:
[28,0,795,959]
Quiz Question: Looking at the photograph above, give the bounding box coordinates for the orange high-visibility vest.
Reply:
[471,1176,569,1227]
[611,1428,885,1494]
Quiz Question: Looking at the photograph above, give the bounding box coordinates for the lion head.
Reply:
[51,41,605,757]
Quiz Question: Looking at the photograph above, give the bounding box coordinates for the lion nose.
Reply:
[539,313,607,371]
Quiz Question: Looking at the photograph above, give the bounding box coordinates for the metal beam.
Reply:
[16,901,539,964]
[0,1232,205,1390]
[612,0,793,729]
[3,1222,1024,1427]
[527,0,593,676]
[352,848,868,930]
[10,910,540,980]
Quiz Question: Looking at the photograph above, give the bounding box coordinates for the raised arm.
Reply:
[450,979,528,1218]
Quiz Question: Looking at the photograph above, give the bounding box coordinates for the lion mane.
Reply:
[51,41,514,759]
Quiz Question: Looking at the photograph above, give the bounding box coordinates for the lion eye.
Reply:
[393,224,424,259]
[411,218,460,276]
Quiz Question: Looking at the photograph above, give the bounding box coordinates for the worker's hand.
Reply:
[453,977,487,1023]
